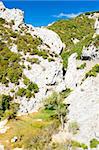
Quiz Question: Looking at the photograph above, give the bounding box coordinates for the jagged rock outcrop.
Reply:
[33,27,64,55]
[0,2,65,114]
[65,53,84,89]
[24,24,64,55]
[0,1,24,30]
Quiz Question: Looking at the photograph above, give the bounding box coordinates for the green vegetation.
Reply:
[0,94,19,120]
[48,15,94,68]
[90,138,99,148]
[26,57,40,64]
[85,64,99,78]
[48,57,55,62]
[0,18,50,61]
[71,141,88,149]
[16,33,42,55]
[0,106,59,149]
[0,42,22,85]
[50,138,99,150]
[23,76,31,86]
[0,19,23,84]
[30,48,49,59]
[48,140,88,150]
[27,82,39,93]
[0,90,71,149]
[60,89,72,98]
[17,83,38,99]
[0,18,5,24]
[77,62,86,69]
[44,91,70,129]
[17,80,39,98]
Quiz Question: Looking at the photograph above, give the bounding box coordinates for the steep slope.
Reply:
[48,12,99,68]
[48,12,99,150]
[0,2,99,150]
[0,2,65,116]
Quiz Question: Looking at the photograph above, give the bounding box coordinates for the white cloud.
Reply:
[53,12,83,18]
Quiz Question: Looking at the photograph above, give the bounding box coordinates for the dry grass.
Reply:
[0,109,58,149]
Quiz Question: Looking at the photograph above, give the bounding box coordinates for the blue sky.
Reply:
[2,1,99,26]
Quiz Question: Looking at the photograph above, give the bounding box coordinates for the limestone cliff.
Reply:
[0,2,99,149]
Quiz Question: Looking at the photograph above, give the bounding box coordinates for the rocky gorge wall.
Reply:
[0,1,66,114]
[0,2,99,149]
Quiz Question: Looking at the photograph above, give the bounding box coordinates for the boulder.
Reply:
[11,136,18,143]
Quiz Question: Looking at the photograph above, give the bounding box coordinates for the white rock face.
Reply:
[0,2,65,114]
[94,18,99,34]
[27,26,64,55]
[65,53,82,89]
[0,119,9,134]
[0,2,24,30]
[88,12,99,35]
[24,58,63,87]
[65,75,99,145]
[19,57,66,114]
[82,44,99,60]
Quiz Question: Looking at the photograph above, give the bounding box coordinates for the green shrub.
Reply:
[60,89,71,98]
[16,33,42,55]
[77,62,86,69]
[71,140,88,149]
[0,95,19,120]
[23,76,30,86]
[25,89,34,98]
[27,82,39,93]
[27,57,40,64]
[48,57,55,62]
[4,102,19,119]
[0,42,22,84]
[17,88,26,97]
[10,32,17,38]
[27,65,31,70]
[17,83,38,98]
[0,18,5,24]
[44,92,69,129]
[85,64,99,78]
[90,138,99,148]
[10,89,15,93]
[0,95,12,111]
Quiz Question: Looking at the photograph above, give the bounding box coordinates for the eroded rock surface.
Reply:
[65,75,99,145]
